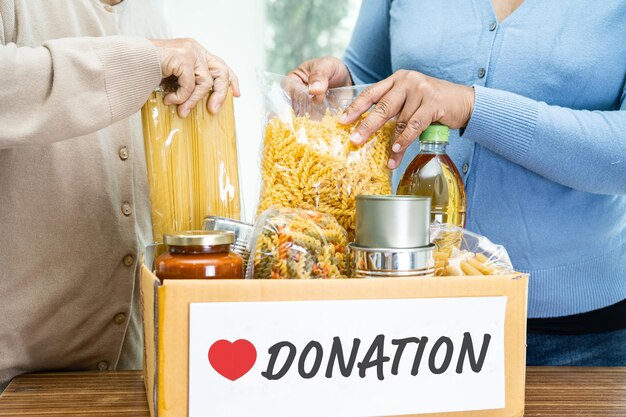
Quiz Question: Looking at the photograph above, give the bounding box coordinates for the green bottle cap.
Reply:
[420,124,450,143]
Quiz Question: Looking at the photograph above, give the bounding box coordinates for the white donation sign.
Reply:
[189,296,507,417]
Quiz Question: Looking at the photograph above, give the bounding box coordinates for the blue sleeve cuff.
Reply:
[343,60,364,86]
[463,85,539,164]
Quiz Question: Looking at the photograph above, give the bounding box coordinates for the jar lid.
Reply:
[164,231,235,246]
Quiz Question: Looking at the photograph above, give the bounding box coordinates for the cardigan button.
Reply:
[123,254,134,267]
[113,313,127,325]
[119,146,129,161]
[462,163,469,174]
[121,202,132,216]
[478,68,486,79]
[489,21,497,31]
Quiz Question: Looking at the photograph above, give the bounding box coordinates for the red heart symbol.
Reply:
[208,339,257,381]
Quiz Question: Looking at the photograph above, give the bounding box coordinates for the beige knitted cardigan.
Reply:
[0,0,164,389]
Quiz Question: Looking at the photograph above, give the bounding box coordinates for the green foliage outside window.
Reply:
[266,0,353,74]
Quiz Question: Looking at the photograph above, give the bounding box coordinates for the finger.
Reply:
[340,78,394,125]
[387,149,407,170]
[388,107,434,168]
[285,68,310,101]
[349,88,405,145]
[207,65,231,114]
[283,72,308,95]
[391,95,422,153]
[163,61,195,106]
[178,63,213,118]
[307,69,330,96]
[282,75,311,115]
[287,67,310,85]
[306,61,334,105]
[289,59,330,95]
[229,69,241,97]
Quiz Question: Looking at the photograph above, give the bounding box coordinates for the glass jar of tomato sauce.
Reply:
[155,231,243,280]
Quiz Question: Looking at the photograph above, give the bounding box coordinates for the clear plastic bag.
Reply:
[246,206,349,279]
[256,73,395,239]
[430,222,514,276]
[141,85,241,242]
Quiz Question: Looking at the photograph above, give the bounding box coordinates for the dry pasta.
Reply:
[141,87,241,242]
[247,207,349,279]
[434,248,501,277]
[257,111,394,238]
[430,223,514,276]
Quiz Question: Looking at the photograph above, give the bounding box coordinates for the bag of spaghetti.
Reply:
[246,207,349,279]
[141,81,242,242]
[257,73,395,239]
[430,222,515,277]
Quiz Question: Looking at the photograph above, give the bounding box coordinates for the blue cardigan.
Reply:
[344,0,626,318]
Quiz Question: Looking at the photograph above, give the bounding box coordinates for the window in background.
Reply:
[162,0,363,219]
[266,0,362,74]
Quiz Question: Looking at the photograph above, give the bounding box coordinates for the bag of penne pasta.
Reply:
[430,222,514,276]
[246,206,349,279]
[256,73,395,240]
[141,83,242,243]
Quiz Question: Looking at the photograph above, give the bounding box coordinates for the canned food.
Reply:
[355,195,431,248]
[348,243,435,278]
[204,216,253,274]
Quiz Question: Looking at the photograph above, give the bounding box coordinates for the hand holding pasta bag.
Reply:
[247,207,349,279]
[257,72,395,239]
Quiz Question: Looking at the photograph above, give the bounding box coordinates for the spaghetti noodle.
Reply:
[141,88,241,242]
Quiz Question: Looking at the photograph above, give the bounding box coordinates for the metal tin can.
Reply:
[355,195,431,249]
[348,243,435,278]
[203,216,253,274]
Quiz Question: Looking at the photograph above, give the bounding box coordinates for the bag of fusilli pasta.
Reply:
[256,73,395,239]
[246,207,349,279]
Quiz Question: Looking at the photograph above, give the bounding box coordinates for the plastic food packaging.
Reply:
[141,86,241,243]
[203,216,253,276]
[247,207,349,279]
[430,222,514,276]
[256,73,395,239]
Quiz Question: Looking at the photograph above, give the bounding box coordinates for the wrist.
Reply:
[344,65,355,87]
[463,85,475,127]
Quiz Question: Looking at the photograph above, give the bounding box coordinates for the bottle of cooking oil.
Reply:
[397,125,466,227]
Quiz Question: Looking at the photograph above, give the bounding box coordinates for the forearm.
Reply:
[463,86,626,195]
[0,36,161,148]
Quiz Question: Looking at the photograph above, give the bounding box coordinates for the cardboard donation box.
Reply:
[141,249,528,417]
